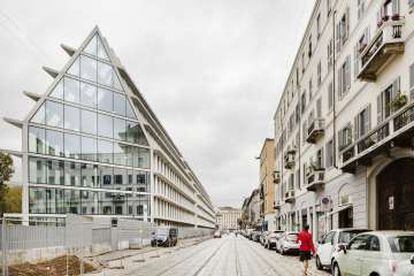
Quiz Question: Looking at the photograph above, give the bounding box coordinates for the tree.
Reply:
[5,186,22,213]
[0,152,14,216]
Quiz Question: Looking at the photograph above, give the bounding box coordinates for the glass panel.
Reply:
[97,139,113,163]
[99,167,113,187]
[80,109,97,134]
[80,55,97,82]
[31,103,46,124]
[64,133,81,159]
[97,87,113,112]
[98,61,117,87]
[81,136,96,161]
[114,142,127,166]
[64,105,80,131]
[68,57,80,76]
[114,118,126,141]
[126,101,136,119]
[81,190,99,215]
[81,163,98,188]
[46,129,64,156]
[29,158,46,184]
[29,188,46,214]
[45,101,63,128]
[29,126,46,154]
[98,113,113,138]
[46,159,64,185]
[64,77,80,103]
[135,147,150,169]
[65,161,81,186]
[80,82,97,108]
[84,35,97,56]
[66,189,80,214]
[45,188,56,214]
[50,81,63,99]
[56,189,67,214]
[125,121,148,146]
[113,93,126,116]
[124,145,134,167]
[97,36,109,61]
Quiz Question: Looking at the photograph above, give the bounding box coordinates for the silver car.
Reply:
[276,232,299,255]
[264,230,284,249]
[333,231,414,276]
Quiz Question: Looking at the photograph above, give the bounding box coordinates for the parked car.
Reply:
[333,231,414,276]
[260,231,269,245]
[151,227,178,247]
[315,228,370,270]
[252,231,261,242]
[264,230,285,249]
[276,232,299,255]
[214,230,222,238]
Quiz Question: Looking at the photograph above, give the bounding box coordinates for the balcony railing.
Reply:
[306,118,325,143]
[358,19,405,81]
[305,168,325,191]
[339,102,414,173]
[284,190,295,203]
[273,200,282,210]
[284,149,296,169]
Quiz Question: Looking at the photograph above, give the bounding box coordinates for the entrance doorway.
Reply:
[338,207,353,228]
[377,158,414,230]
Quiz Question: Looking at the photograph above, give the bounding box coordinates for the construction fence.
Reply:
[0,215,214,275]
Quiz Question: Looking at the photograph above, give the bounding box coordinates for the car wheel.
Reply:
[332,263,341,276]
[281,248,285,255]
[315,256,323,270]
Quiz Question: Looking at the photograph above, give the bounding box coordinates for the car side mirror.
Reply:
[410,255,414,265]
[338,244,347,254]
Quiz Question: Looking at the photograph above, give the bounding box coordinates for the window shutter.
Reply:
[353,45,359,79]
[336,23,341,53]
[346,56,351,90]
[338,67,343,100]
[367,104,372,131]
[338,129,343,149]
[392,0,400,15]
[393,76,401,98]
[345,7,350,41]
[377,94,383,124]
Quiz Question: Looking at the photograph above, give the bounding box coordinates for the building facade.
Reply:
[273,0,414,241]
[216,207,242,231]
[2,27,216,229]
[258,138,276,231]
[241,188,261,228]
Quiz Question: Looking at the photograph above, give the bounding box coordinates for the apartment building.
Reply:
[258,138,277,231]
[273,0,414,240]
[2,27,216,229]
[241,188,261,228]
[216,207,242,231]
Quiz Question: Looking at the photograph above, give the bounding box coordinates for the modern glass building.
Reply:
[3,27,216,228]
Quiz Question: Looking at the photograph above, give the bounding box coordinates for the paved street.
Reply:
[98,234,329,276]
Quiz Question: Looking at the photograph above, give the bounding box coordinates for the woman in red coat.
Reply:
[297,224,316,276]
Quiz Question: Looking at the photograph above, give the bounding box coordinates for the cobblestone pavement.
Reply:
[95,234,330,276]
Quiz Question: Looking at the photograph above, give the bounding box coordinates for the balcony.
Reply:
[339,102,414,173]
[306,118,325,143]
[305,168,325,191]
[358,19,405,81]
[284,190,295,203]
[284,149,296,169]
[273,200,282,210]
[273,170,281,184]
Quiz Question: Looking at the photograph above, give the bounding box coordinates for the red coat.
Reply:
[297,230,315,253]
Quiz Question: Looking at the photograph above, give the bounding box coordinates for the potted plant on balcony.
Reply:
[390,92,408,112]
[392,14,401,21]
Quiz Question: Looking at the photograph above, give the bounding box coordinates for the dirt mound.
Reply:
[9,255,96,276]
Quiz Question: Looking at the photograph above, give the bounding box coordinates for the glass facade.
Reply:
[27,33,151,217]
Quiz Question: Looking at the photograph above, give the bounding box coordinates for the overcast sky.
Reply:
[0,0,314,208]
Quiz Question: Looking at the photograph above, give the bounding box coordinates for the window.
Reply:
[29,127,45,154]
[388,236,414,253]
[114,118,126,141]
[327,38,333,70]
[338,56,351,100]
[50,81,63,99]
[65,161,81,186]
[29,158,46,184]
[377,77,401,123]
[47,160,64,185]
[316,13,321,39]
[308,35,313,58]
[354,105,371,140]
[338,124,353,151]
[98,61,120,88]
[315,148,324,168]
[64,105,80,131]
[336,7,350,52]
[80,82,97,108]
[81,110,97,134]
[98,113,113,138]
[98,139,113,163]
[64,78,80,104]
[325,140,334,168]
[46,129,64,156]
[349,234,370,250]
[113,142,127,166]
[81,136,96,161]
[64,133,81,159]
[317,61,322,87]
[81,164,98,188]
[97,88,113,112]
[80,55,97,82]
[113,93,126,116]
[45,101,64,128]
[328,82,333,110]
[322,231,335,245]
[357,0,365,20]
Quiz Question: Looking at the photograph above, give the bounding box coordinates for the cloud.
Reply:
[0,0,314,207]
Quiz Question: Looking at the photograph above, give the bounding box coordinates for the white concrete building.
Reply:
[216,207,242,231]
[273,0,414,240]
[2,27,216,229]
